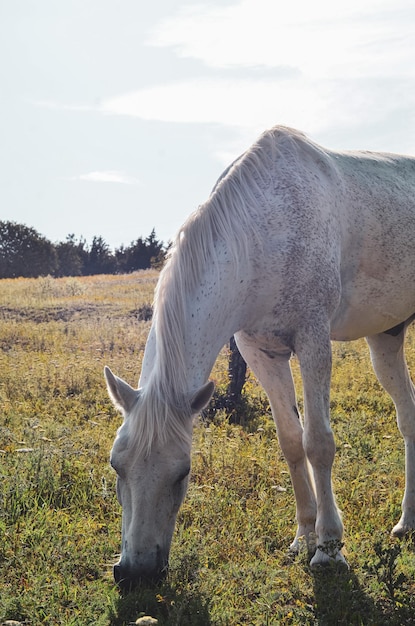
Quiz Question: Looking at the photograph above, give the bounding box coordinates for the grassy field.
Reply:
[1,272,415,625]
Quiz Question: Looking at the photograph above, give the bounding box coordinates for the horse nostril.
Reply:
[113,564,134,592]
[113,564,122,583]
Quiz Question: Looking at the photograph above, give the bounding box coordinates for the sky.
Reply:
[1,0,415,250]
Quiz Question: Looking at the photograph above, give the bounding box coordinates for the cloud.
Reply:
[100,77,331,134]
[98,73,415,149]
[75,171,140,185]
[148,0,415,78]
[34,0,415,156]
[97,0,415,153]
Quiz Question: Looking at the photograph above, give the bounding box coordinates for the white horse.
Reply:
[105,126,415,589]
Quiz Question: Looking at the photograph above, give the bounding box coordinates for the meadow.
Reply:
[1,272,415,625]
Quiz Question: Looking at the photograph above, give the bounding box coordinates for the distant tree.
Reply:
[0,221,57,278]
[114,243,130,274]
[117,228,166,272]
[55,234,88,277]
[0,222,167,280]
[125,236,148,271]
[146,228,167,268]
[84,235,116,275]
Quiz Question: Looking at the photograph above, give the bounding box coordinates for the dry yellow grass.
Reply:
[1,272,415,625]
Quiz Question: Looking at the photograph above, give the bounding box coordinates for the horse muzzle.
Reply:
[113,557,168,591]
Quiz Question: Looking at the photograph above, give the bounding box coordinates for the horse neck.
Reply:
[184,279,243,390]
[141,261,249,400]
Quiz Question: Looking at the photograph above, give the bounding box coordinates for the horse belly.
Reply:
[330,275,415,341]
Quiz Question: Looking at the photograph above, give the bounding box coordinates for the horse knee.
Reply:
[304,427,336,469]
[277,425,306,466]
[396,408,415,439]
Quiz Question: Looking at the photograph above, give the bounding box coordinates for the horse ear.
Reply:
[190,380,215,413]
[104,366,138,414]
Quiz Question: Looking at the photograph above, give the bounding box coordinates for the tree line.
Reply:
[0,221,167,279]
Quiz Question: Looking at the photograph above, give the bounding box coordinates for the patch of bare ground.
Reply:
[0,303,136,323]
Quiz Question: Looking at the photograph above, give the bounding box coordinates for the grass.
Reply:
[1,272,415,625]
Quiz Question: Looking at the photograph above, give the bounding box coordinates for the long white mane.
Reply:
[129,127,300,455]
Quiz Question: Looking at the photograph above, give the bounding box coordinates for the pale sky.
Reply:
[1,0,415,249]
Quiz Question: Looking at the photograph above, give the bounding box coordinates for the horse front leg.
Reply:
[296,328,346,567]
[234,333,317,555]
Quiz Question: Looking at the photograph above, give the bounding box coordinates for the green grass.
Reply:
[1,273,415,625]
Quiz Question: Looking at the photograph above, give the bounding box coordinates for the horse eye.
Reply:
[176,467,191,484]
[110,458,122,476]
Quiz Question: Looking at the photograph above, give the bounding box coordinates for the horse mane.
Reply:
[128,126,299,456]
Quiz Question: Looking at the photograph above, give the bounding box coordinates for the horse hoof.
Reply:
[289,531,317,556]
[391,519,415,537]
[310,547,349,570]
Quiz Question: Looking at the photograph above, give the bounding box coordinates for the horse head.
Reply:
[104,366,214,589]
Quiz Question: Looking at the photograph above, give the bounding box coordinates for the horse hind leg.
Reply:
[366,320,415,537]
[234,333,317,555]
